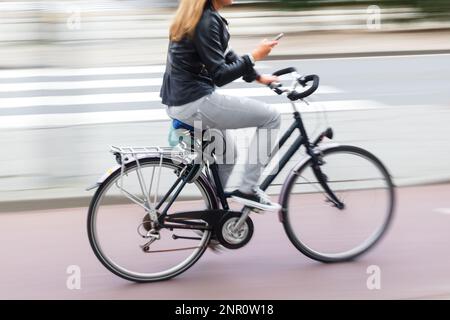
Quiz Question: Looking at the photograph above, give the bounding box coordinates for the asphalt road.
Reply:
[0,183,449,299]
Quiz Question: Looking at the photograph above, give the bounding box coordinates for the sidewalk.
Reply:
[0,3,449,68]
[1,30,450,68]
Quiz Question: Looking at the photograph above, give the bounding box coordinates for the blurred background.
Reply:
[0,0,449,300]
[1,0,449,208]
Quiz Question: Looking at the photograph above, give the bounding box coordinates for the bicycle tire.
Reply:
[87,156,218,282]
[280,145,395,262]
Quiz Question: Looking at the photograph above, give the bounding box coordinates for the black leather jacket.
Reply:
[160,0,259,106]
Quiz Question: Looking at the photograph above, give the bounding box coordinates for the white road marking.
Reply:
[434,208,450,215]
[0,78,341,93]
[0,64,272,79]
[0,100,385,129]
[271,100,384,113]
[0,63,381,129]
[0,78,163,92]
[0,92,161,108]
[0,109,169,129]
[0,65,167,79]
[219,86,340,96]
[0,86,341,108]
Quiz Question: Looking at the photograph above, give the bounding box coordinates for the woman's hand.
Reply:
[251,39,278,61]
[256,74,279,85]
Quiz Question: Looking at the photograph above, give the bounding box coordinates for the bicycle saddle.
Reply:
[172,119,194,132]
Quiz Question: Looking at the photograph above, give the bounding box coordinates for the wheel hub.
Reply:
[222,218,249,245]
[216,212,254,249]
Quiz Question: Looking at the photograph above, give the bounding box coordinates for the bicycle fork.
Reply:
[308,148,345,210]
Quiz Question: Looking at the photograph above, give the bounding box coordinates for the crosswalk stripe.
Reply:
[0,86,341,108]
[0,100,384,129]
[0,78,163,92]
[220,85,341,96]
[271,100,384,113]
[0,63,377,129]
[0,64,273,79]
[0,92,161,108]
[0,78,341,93]
[0,65,167,79]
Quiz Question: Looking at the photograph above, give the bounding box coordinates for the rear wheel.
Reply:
[281,145,395,262]
[87,157,217,282]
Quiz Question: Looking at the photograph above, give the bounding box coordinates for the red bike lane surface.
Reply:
[0,183,449,299]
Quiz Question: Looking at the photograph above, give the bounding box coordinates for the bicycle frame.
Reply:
[87,65,396,281]
[156,100,343,231]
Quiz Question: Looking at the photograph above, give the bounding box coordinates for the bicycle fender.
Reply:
[86,165,121,191]
[313,142,340,153]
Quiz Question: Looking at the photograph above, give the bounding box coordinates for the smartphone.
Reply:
[273,33,284,41]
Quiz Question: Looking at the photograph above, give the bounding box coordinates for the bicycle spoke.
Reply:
[113,180,146,208]
[88,157,215,282]
[283,146,394,262]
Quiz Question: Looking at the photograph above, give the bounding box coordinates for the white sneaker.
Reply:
[229,189,281,211]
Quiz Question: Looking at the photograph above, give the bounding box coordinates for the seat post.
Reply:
[208,162,229,211]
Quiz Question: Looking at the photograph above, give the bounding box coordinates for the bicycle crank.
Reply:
[216,212,254,249]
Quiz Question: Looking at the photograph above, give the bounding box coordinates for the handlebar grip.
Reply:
[268,81,283,95]
[272,67,297,77]
[287,74,320,101]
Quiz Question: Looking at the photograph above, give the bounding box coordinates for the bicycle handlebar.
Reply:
[268,67,320,101]
[272,67,297,77]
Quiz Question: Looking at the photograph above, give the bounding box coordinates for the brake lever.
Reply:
[269,81,282,89]
[288,71,304,87]
[298,77,307,88]
[268,81,284,95]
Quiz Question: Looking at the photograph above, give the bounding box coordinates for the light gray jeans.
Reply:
[166,91,281,193]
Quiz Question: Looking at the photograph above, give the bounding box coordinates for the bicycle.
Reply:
[86,67,395,282]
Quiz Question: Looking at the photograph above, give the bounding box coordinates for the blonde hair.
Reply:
[170,0,209,41]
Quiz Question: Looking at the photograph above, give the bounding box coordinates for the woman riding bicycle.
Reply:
[160,0,281,211]
[88,0,395,280]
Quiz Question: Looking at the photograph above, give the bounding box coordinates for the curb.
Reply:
[2,178,449,213]
[1,49,450,70]
[0,197,91,213]
[266,49,450,60]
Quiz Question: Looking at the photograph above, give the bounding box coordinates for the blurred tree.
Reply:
[416,0,450,19]
[275,0,450,18]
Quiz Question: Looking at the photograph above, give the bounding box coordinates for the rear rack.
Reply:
[109,145,193,225]
[110,145,193,165]
[110,145,186,157]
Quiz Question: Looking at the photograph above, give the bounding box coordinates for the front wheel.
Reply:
[280,145,395,262]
